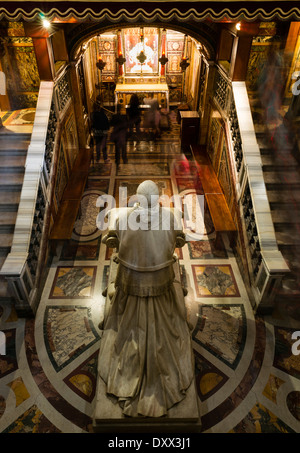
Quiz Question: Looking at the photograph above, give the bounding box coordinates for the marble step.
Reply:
[274,225,300,237]
[0,191,21,207]
[271,210,300,225]
[0,276,9,298]
[263,170,300,183]
[0,155,26,172]
[0,211,17,226]
[0,135,30,149]
[276,231,300,246]
[0,247,15,302]
[274,281,300,303]
[0,253,5,267]
[0,224,15,234]
[266,183,300,191]
[0,233,13,251]
[0,203,19,212]
[0,131,31,139]
[280,247,300,272]
[267,189,300,204]
[262,161,298,172]
[0,148,28,156]
[264,174,300,191]
[0,173,24,190]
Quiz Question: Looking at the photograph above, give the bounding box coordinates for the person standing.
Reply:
[91,101,110,163]
[127,93,141,141]
[144,93,161,139]
[110,104,128,169]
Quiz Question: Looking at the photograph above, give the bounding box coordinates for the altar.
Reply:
[115,83,169,111]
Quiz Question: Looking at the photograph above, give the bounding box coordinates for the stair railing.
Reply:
[213,68,290,313]
[0,81,54,316]
[0,66,72,316]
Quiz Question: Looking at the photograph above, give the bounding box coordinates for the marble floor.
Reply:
[0,110,300,433]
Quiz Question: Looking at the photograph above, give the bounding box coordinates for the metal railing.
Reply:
[0,67,72,316]
[213,69,290,313]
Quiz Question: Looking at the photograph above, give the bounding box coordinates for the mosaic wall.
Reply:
[0,21,40,109]
[217,136,233,211]
[63,108,79,171]
[246,22,279,94]
[98,34,117,80]
[206,111,241,249]
[207,116,224,169]
[52,105,79,216]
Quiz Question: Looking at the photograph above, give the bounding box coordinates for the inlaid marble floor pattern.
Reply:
[0,117,299,433]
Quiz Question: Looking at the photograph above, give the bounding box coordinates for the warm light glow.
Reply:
[42,19,51,29]
[236,22,241,31]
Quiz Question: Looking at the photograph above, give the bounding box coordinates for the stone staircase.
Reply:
[0,131,30,304]
[256,122,300,306]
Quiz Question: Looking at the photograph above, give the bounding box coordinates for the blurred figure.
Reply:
[127,93,141,141]
[257,46,284,126]
[110,104,128,169]
[144,93,161,139]
[91,101,110,163]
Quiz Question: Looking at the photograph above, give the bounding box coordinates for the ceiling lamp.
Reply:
[42,19,51,29]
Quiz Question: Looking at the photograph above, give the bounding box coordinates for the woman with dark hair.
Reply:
[91,101,110,163]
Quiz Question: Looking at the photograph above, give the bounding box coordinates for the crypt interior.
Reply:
[0,1,300,433]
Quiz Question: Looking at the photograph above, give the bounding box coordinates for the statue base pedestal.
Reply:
[92,375,201,433]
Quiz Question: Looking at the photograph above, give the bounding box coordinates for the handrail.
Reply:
[0,81,54,315]
[230,81,289,311]
[212,70,290,312]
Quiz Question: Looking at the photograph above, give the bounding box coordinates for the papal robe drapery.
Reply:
[98,204,194,418]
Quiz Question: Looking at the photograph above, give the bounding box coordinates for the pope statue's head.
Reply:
[136,180,159,209]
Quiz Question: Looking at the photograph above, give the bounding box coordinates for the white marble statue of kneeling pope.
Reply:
[98,180,194,418]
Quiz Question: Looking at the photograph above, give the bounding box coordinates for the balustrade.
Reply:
[213,73,289,313]
[0,69,72,316]
[214,69,229,111]
[44,104,57,178]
